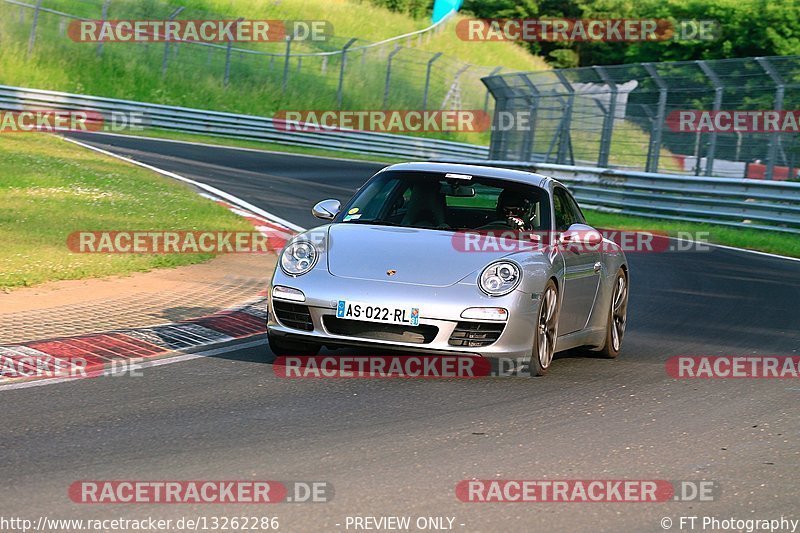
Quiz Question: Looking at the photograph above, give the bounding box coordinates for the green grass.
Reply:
[585,209,800,258]
[0,0,546,148]
[0,133,253,290]
[0,0,686,165]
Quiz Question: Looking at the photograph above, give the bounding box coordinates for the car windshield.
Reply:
[337,171,552,231]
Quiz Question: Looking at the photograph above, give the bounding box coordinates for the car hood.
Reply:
[326,224,515,287]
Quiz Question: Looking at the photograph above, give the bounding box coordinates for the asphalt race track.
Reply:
[2,132,798,532]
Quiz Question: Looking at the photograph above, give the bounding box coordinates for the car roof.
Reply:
[379,162,562,191]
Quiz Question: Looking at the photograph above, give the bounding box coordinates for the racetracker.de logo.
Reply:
[666,110,800,133]
[456,480,718,502]
[67,231,274,254]
[273,110,492,133]
[69,481,286,504]
[68,19,332,42]
[450,229,710,253]
[666,356,800,378]
[456,19,719,42]
[0,110,103,133]
[68,481,333,504]
[273,355,492,378]
[456,480,676,502]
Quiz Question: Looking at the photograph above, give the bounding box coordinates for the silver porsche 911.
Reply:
[267,162,628,376]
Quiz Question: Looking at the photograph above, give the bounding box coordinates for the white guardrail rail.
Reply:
[2,84,798,234]
[461,160,800,234]
[0,85,489,161]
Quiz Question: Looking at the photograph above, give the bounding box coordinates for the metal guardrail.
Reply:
[464,160,800,234]
[0,85,489,160]
[3,84,797,234]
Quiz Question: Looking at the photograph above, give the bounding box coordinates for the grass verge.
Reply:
[585,209,800,259]
[0,133,253,290]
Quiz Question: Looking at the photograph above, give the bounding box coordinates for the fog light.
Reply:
[460,307,508,321]
[272,285,306,302]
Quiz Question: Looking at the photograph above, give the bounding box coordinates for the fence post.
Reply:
[594,66,617,168]
[27,0,43,57]
[282,35,292,92]
[483,66,502,113]
[484,76,512,160]
[223,42,233,86]
[554,71,575,165]
[337,38,357,110]
[643,62,667,173]
[756,57,786,181]
[382,45,401,110]
[96,0,111,57]
[518,74,540,162]
[697,60,724,176]
[422,52,442,111]
[161,6,185,77]
[224,18,243,87]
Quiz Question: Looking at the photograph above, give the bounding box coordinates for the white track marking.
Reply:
[62,136,307,233]
[0,338,266,392]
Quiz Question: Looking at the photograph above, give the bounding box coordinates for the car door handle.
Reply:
[594,261,602,273]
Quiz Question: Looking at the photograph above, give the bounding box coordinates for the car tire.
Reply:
[267,333,321,357]
[529,279,560,377]
[593,267,628,359]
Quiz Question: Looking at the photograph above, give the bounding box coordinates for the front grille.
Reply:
[448,321,505,347]
[272,301,313,331]
[322,316,438,344]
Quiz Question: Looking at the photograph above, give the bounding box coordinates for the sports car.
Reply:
[267,162,628,376]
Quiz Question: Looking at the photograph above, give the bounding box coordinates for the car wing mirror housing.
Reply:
[559,223,603,247]
[312,199,341,220]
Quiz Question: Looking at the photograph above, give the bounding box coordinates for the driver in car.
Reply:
[480,189,541,232]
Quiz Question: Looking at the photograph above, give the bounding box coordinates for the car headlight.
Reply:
[280,241,319,276]
[479,261,521,296]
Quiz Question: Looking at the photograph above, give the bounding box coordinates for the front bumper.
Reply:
[267,272,537,358]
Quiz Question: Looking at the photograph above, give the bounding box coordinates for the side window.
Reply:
[553,188,574,231]
[564,190,586,225]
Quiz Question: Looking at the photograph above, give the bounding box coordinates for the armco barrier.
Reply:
[0,85,489,161]
[463,160,800,234]
[3,84,798,234]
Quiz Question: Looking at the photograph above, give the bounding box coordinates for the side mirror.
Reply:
[559,223,603,248]
[312,199,341,221]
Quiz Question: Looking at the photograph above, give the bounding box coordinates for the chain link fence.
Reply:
[483,56,800,180]
[1,0,504,118]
